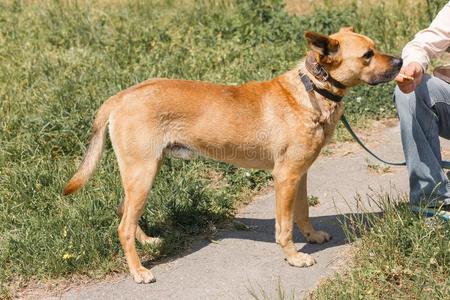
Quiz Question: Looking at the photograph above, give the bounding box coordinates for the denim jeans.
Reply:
[394,74,450,207]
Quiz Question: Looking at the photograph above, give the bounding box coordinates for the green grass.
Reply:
[312,195,450,299]
[0,0,448,297]
[308,195,320,207]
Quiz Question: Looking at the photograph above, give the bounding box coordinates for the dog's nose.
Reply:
[392,57,403,69]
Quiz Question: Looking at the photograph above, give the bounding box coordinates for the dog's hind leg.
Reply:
[293,173,331,244]
[117,157,162,284]
[117,200,161,246]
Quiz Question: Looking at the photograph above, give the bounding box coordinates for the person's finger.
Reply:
[397,78,412,87]
[403,68,416,77]
[395,75,405,83]
[398,82,415,94]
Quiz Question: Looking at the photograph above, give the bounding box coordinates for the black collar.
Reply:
[305,55,347,90]
[299,55,346,103]
[299,72,344,103]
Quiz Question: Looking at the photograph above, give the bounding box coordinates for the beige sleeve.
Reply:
[402,2,450,70]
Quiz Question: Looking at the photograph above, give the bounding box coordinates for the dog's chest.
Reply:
[323,105,344,142]
[309,102,344,145]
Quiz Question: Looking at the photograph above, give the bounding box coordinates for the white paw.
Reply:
[131,267,156,284]
[142,236,162,246]
[286,253,316,267]
[306,230,331,244]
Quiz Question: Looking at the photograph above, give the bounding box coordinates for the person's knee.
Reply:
[394,85,414,115]
[394,85,407,101]
[394,74,441,116]
[414,74,448,106]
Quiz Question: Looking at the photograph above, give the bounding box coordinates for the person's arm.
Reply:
[396,2,450,93]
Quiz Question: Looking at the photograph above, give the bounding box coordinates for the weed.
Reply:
[247,278,296,300]
[308,195,320,207]
[366,159,392,175]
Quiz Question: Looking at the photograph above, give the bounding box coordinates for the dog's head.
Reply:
[304,27,402,87]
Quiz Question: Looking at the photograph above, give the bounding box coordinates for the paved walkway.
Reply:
[41,122,449,299]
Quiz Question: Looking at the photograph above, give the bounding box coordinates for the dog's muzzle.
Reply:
[367,57,403,86]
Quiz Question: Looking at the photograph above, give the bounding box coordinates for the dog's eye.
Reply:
[362,50,374,60]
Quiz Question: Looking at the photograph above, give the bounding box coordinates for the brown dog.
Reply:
[63,27,402,283]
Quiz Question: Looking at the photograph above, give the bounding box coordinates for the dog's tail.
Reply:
[62,96,118,196]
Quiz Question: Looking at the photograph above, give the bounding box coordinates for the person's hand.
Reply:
[395,62,424,94]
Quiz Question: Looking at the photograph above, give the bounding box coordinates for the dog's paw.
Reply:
[142,236,162,246]
[131,267,156,284]
[286,253,316,267]
[306,230,331,244]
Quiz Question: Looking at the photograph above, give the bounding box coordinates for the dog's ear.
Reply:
[339,26,354,33]
[304,31,339,57]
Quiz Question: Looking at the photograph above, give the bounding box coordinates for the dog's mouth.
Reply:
[366,68,401,86]
[365,56,402,86]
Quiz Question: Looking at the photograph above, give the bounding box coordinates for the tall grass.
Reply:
[0,0,448,297]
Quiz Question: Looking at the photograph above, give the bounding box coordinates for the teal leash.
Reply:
[341,114,450,169]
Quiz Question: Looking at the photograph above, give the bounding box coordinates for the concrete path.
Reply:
[43,121,449,299]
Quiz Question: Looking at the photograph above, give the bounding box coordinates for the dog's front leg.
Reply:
[273,165,315,267]
[294,173,331,244]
